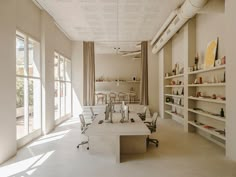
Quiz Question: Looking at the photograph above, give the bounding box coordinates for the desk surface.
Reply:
[85,113,150,136]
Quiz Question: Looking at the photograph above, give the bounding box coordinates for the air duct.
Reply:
[152,0,208,54]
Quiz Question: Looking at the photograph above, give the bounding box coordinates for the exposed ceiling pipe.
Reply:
[122,51,141,57]
[152,0,208,54]
[150,10,178,46]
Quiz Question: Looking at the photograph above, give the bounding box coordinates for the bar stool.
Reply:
[96,93,106,105]
[109,92,116,103]
[129,92,136,103]
[118,92,127,103]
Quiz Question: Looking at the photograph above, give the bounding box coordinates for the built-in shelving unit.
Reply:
[162,19,226,149]
[165,85,184,88]
[164,94,184,98]
[96,80,140,83]
[165,102,184,109]
[188,83,225,87]
[188,121,226,140]
[188,65,225,75]
[188,64,226,148]
[188,109,225,122]
[188,96,226,104]
[164,73,184,80]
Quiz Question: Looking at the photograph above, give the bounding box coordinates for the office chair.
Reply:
[137,106,147,121]
[118,92,127,103]
[129,92,136,103]
[77,114,90,149]
[145,112,159,147]
[90,106,97,120]
[109,92,116,103]
[96,93,106,105]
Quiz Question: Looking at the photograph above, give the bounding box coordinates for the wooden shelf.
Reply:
[188,109,225,122]
[165,102,184,109]
[165,94,184,98]
[188,65,225,75]
[188,96,226,104]
[188,121,226,140]
[165,73,184,80]
[96,81,140,84]
[188,83,225,87]
[165,110,184,119]
[165,85,184,88]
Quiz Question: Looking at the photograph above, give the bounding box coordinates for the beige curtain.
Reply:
[140,41,148,105]
[83,41,95,106]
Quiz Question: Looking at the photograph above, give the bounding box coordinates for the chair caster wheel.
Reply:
[77,146,79,149]
[87,147,89,150]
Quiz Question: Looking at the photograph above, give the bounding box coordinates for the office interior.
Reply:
[0,0,236,176]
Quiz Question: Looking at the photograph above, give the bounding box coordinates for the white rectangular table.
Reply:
[85,112,150,163]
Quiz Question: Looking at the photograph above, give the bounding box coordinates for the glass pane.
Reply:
[29,79,41,133]
[16,77,26,139]
[60,56,65,80]
[66,83,71,114]
[54,81,60,120]
[16,36,25,76]
[28,39,40,77]
[54,54,59,80]
[65,59,71,82]
[60,82,66,117]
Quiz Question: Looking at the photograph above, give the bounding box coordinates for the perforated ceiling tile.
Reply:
[37,0,184,53]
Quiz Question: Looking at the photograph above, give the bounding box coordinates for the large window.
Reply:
[16,31,41,140]
[54,52,71,120]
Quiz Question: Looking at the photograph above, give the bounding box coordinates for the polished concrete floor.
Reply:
[1,117,236,177]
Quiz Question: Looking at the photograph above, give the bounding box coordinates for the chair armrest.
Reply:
[144,121,152,124]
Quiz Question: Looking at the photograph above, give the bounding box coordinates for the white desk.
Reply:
[85,113,150,163]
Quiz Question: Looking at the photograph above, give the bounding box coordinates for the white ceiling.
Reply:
[36,0,184,53]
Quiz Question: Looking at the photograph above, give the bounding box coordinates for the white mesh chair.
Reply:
[77,114,90,149]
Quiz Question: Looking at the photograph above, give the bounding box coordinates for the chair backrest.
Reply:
[90,106,95,116]
[79,114,86,131]
[109,92,116,97]
[151,112,158,129]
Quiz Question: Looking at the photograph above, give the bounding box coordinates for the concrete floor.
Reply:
[1,117,236,177]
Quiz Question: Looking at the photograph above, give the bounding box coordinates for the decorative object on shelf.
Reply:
[220,108,225,117]
[199,77,203,84]
[176,90,179,95]
[166,97,171,103]
[181,88,184,95]
[196,92,202,97]
[170,80,176,85]
[212,94,217,99]
[223,72,226,83]
[188,66,193,72]
[204,38,218,69]
[165,73,170,77]
[132,76,136,81]
[194,53,199,71]
[221,56,226,65]
[215,59,221,66]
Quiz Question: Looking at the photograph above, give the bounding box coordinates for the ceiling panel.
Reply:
[36,0,184,53]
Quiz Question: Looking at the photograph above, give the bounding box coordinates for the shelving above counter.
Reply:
[96,80,140,84]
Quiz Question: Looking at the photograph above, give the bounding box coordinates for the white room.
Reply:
[0,0,236,177]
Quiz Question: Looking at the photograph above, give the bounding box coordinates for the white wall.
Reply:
[196,13,226,63]
[0,0,17,164]
[225,0,236,162]
[16,0,41,41]
[0,0,72,163]
[41,11,72,134]
[95,54,141,81]
[148,42,159,113]
[72,41,84,115]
